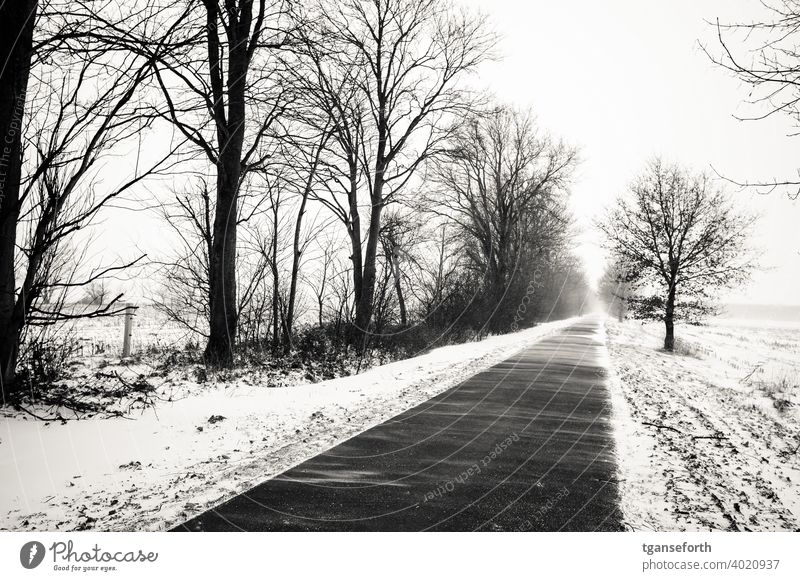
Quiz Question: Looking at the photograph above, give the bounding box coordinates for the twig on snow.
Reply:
[642,421,727,441]
[642,421,683,434]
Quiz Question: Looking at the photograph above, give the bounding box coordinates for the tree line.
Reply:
[0,0,588,400]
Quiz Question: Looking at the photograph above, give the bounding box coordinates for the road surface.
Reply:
[174,316,622,531]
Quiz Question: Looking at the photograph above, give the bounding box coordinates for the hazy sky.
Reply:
[461,0,800,305]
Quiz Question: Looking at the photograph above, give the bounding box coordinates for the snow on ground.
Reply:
[605,317,800,532]
[72,305,196,359]
[0,318,575,532]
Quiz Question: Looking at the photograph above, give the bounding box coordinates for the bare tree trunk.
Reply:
[203,3,249,366]
[205,152,241,364]
[284,211,305,350]
[284,134,327,351]
[355,203,381,334]
[664,316,675,351]
[429,225,448,321]
[312,244,331,328]
[347,165,363,326]
[316,282,325,327]
[372,266,392,336]
[271,207,280,351]
[383,238,407,326]
[390,252,407,326]
[354,81,390,338]
[0,0,36,393]
[283,264,299,350]
[664,283,677,351]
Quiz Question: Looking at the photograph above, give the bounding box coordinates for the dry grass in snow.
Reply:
[606,317,800,532]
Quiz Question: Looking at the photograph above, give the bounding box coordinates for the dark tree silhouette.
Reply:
[102,0,294,365]
[429,106,578,331]
[0,2,175,395]
[0,0,38,393]
[599,159,756,351]
[293,0,494,342]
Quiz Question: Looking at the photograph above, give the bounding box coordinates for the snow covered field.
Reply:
[5,313,797,533]
[0,318,575,532]
[606,317,800,531]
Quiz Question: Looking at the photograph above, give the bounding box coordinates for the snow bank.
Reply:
[0,318,576,531]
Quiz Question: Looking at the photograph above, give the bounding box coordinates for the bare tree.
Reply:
[258,171,291,350]
[599,159,756,351]
[429,106,578,330]
[104,0,295,365]
[379,210,420,326]
[598,261,637,323]
[154,177,277,347]
[0,0,38,393]
[706,2,800,197]
[294,0,494,340]
[83,282,109,307]
[307,236,341,327]
[270,120,335,350]
[415,223,464,327]
[153,182,213,337]
[0,2,176,395]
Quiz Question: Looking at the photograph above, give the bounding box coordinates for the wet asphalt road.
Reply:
[173,316,623,531]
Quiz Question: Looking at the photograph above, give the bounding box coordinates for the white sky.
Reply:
[461,0,800,304]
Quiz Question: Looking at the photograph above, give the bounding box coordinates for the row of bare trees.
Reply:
[100,0,499,364]
[428,108,580,332]
[0,0,589,400]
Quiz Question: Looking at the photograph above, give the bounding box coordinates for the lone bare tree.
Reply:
[599,159,755,351]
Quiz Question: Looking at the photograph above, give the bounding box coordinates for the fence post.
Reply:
[122,303,135,357]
